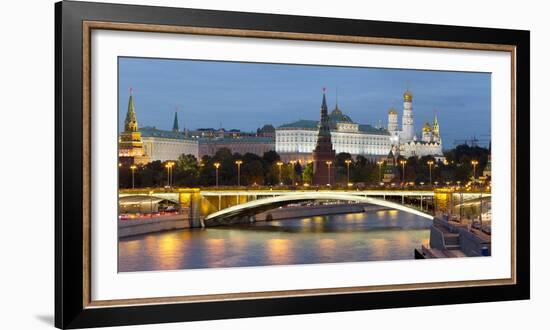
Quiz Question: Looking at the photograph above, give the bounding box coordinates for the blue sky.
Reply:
[119,57,491,147]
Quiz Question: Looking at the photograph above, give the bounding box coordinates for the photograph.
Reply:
[117,57,492,272]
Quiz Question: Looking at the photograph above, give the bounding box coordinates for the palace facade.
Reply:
[276,89,445,163]
[276,104,391,163]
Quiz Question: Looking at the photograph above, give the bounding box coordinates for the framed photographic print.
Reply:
[55,1,530,328]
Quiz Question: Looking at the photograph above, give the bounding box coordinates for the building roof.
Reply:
[277,120,389,135]
[198,137,275,144]
[278,119,319,129]
[358,124,391,135]
[328,107,354,123]
[140,126,196,141]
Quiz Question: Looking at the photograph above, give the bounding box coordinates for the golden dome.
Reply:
[422,122,432,132]
[388,108,398,115]
[403,90,413,102]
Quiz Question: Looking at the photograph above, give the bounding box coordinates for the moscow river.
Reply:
[118,210,431,272]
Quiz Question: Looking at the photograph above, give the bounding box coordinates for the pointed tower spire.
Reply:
[319,87,330,136]
[321,87,328,110]
[312,87,336,186]
[333,87,342,113]
[124,88,138,132]
[172,108,180,132]
[433,110,440,138]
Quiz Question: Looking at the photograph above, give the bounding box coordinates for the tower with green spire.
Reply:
[124,91,139,132]
[312,88,336,186]
[119,88,150,165]
[172,111,179,132]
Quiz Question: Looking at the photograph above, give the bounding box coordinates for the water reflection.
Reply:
[119,210,432,272]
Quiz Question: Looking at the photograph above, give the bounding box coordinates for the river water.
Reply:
[118,210,431,272]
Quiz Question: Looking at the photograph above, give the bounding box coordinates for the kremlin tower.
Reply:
[312,89,336,186]
[401,90,414,141]
[118,89,150,165]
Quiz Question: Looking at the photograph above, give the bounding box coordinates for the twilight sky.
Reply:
[118,57,491,147]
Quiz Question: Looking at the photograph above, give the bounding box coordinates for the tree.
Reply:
[173,154,199,186]
[242,160,265,186]
[262,150,280,165]
[138,161,165,187]
[302,163,313,184]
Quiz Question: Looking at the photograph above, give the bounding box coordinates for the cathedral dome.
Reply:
[422,122,432,132]
[388,108,398,115]
[329,105,353,123]
[403,90,413,102]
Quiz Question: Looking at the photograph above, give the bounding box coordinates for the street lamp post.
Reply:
[149,190,154,218]
[376,160,384,184]
[276,161,284,185]
[326,161,332,186]
[213,162,220,187]
[471,160,479,188]
[399,160,407,186]
[165,162,174,187]
[345,159,352,186]
[235,160,243,186]
[130,165,137,189]
[289,160,297,186]
[427,160,434,186]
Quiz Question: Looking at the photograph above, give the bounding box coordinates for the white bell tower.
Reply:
[401,90,414,141]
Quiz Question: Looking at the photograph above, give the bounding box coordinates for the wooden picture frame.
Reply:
[55,1,530,328]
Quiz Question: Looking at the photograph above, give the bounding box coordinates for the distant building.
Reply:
[257,124,276,138]
[118,90,150,165]
[140,129,199,162]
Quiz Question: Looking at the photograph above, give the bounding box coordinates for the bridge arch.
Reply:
[204,192,433,223]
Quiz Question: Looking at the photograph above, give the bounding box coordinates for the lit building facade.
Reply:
[141,126,199,162]
[276,98,391,163]
[198,137,275,158]
[387,90,445,161]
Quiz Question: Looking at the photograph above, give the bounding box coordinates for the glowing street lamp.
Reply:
[471,160,479,187]
[130,165,137,189]
[213,162,220,187]
[326,161,333,186]
[276,161,284,185]
[399,159,407,185]
[345,159,352,186]
[376,160,384,184]
[427,160,434,186]
[289,160,297,186]
[165,161,174,187]
[235,160,243,186]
